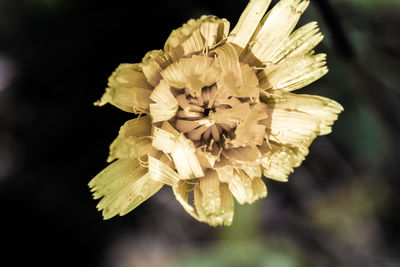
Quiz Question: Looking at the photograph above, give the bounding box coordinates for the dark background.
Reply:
[1,0,400,266]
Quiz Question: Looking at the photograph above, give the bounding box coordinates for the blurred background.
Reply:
[1,0,400,266]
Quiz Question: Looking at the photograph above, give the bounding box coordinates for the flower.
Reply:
[89,0,343,226]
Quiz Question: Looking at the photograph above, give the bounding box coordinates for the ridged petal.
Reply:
[148,156,181,187]
[108,116,152,162]
[258,54,328,92]
[228,170,267,204]
[149,80,179,122]
[89,158,163,219]
[142,50,171,87]
[260,143,308,182]
[95,64,152,113]
[242,0,310,65]
[227,0,272,53]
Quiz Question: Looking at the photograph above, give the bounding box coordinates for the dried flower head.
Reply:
[89,0,343,226]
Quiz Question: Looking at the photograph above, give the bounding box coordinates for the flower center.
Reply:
[174,83,240,151]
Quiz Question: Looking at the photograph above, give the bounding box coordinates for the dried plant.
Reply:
[89,0,343,226]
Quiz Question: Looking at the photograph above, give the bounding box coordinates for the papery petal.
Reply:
[261,108,320,147]
[258,54,328,92]
[108,116,152,162]
[231,102,268,147]
[149,80,179,122]
[263,90,344,135]
[164,15,229,53]
[89,158,163,219]
[171,134,204,179]
[148,156,181,187]
[142,50,172,87]
[227,0,272,53]
[95,64,152,113]
[269,21,324,64]
[228,170,267,204]
[194,170,234,226]
[213,43,259,98]
[260,142,308,181]
[172,180,200,220]
[242,0,310,66]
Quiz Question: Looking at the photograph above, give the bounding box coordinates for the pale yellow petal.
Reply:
[242,0,310,65]
[161,61,186,89]
[263,90,344,135]
[269,21,323,64]
[261,108,320,147]
[228,170,266,204]
[222,145,261,164]
[172,180,200,220]
[149,80,179,122]
[213,43,259,98]
[231,102,268,147]
[212,102,250,125]
[148,156,181,187]
[89,158,163,219]
[260,143,308,182]
[169,29,204,61]
[171,134,204,179]
[152,126,177,154]
[194,170,234,226]
[95,63,152,113]
[108,116,152,162]
[258,54,328,92]
[164,15,229,53]
[142,50,171,87]
[195,148,218,168]
[227,0,272,53]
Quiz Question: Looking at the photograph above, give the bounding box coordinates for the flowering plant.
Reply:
[89,0,343,226]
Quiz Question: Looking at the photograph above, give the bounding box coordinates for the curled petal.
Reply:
[194,170,234,226]
[95,64,152,113]
[260,143,308,182]
[142,50,171,87]
[214,43,259,98]
[231,102,268,147]
[108,116,152,162]
[164,15,229,53]
[228,170,267,204]
[149,80,179,122]
[172,180,200,220]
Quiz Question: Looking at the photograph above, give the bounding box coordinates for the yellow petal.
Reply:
[161,61,186,89]
[263,90,344,135]
[228,170,267,204]
[223,145,261,164]
[108,116,152,162]
[258,54,328,92]
[227,0,272,53]
[148,156,181,187]
[194,170,234,226]
[95,63,152,113]
[260,143,308,182]
[164,15,227,52]
[212,102,250,125]
[269,21,324,64]
[149,80,179,122]
[172,180,200,220]
[200,18,230,49]
[231,102,268,147]
[195,148,219,168]
[142,50,171,87]
[169,29,205,61]
[213,43,259,98]
[152,125,177,154]
[261,108,320,147]
[171,134,204,179]
[242,0,310,65]
[89,158,163,219]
